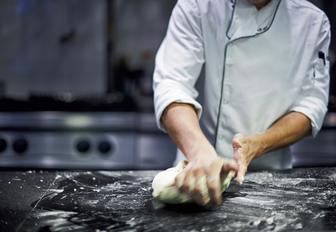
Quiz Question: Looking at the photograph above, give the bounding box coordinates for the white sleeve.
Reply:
[153,0,204,131]
[290,14,331,137]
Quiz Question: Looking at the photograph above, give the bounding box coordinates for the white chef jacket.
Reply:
[153,0,331,170]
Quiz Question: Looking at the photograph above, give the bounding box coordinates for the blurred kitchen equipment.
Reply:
[0,112,176,169]
[0,0,179,170]
[0,0,334,170]
[291,113,336,167]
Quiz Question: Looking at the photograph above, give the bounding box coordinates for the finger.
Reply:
[206,161,223,205]
[235,164,247,185]
[207,175,222,205]
[233,149,246,184]
[233,148,244,164]
[180,170,196,194]
[191,168,208,205]
[232,134,248,185]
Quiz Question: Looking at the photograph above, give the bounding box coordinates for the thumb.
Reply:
[232,134,246,184]
[235,164,247,185]
[234,149,246,184]
[232,135,246,184]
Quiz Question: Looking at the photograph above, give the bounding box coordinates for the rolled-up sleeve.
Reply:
[153,0,204,131]
[290,14,331,137]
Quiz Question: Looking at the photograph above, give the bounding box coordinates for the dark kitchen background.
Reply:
[0,0,335,170]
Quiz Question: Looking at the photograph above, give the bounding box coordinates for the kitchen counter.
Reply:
[0,167,335,232]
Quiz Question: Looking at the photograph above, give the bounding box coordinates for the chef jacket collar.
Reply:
[227,0,282,40]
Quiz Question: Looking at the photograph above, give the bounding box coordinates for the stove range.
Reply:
[0,112,176,170]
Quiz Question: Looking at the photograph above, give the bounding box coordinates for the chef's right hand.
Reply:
[174,149,238,206]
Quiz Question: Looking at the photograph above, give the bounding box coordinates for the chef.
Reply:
[153,0,331,205]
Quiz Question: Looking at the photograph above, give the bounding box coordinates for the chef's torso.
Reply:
[173,0,329,170]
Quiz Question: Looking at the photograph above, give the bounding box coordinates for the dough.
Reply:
[152,160,235,204]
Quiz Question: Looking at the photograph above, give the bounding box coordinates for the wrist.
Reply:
[187,141,217,162]
[251,133,269,157]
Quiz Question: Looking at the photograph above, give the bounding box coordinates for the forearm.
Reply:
[230,112,312,184]
[161,103,216,161]
[256,112,312,157]
[162,102,238,205]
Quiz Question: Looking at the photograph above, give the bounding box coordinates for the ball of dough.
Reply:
[152,160,235,204]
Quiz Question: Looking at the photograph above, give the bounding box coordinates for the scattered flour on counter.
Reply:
[37,210,77,217]
[229,196,276,207]
[32,210,82,231]
[294,223,303,229]
[100,182,125,191]
[246,172,273,184]
[86,200,99,205]
[98,171,123,177]
[329,173,336,181]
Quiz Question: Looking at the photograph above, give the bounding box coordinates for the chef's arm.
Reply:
[162,102,238,205]
[153,0,238,205]
[254,111,312,157]
[253,15,331,154]
[161,103,215,161]
[234,15,331,183]
[233,112,312,184]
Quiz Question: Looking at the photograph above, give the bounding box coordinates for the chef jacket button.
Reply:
[257,28,263,32]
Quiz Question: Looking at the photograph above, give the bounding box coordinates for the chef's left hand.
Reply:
[232,133,265,184]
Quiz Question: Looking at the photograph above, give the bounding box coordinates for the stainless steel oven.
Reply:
[0,112,176,170]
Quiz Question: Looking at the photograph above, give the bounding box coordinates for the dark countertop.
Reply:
[0,168,335,232]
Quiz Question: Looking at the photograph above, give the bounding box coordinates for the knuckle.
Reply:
[191,167,204,176]
[186,169,195,178]
[192,167,202,174]
[192,187,202,194]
